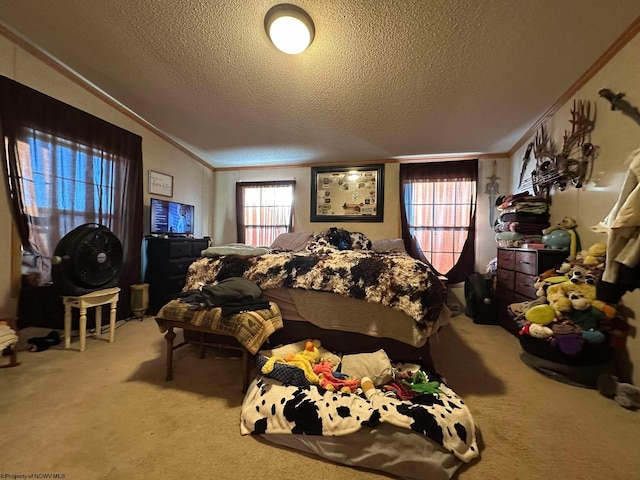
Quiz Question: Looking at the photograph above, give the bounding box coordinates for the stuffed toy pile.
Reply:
[509,242,630,356]
[259,340,361,393]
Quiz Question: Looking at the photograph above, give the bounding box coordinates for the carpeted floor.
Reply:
[0,315,637,479]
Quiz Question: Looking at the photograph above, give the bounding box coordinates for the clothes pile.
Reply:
[493,192,551,248]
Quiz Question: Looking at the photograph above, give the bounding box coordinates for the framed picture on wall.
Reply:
[310,164,384,222]
[148,170,173,197]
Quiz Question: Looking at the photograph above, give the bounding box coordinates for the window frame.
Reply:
[236,180,296,246]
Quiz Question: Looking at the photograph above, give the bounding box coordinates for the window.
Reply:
[16,129,117,281]
[400,160,478,283]
[1,75,143,323]
[236,181,295,246]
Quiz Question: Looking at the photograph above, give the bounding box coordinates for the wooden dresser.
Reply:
[143,237,209,315]
[496,247,567,335]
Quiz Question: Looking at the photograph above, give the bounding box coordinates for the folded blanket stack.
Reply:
[494,193,550,248]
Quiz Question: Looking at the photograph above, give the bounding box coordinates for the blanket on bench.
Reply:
[155,300,283,355]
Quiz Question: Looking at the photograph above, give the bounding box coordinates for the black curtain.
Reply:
[400,159,478,284]
[0,75,143,326]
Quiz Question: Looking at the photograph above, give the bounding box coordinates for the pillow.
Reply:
[340,349,394,386]
[371,238,407,254]
[270,232,314,252]
[201,244,270,257]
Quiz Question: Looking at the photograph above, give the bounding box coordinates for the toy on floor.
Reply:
[260,340,321,384]
[360,376,378,399]
[402,370,443,395]
[597,374,640,410]
[519,322,554,339]
[313,361,360,393]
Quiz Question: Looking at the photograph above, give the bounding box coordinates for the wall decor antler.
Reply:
[520,99,598,198]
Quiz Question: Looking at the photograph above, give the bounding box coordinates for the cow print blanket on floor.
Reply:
[184,249,446,333]
[240,375,479,463]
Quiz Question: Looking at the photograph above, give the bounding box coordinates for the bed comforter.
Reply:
[183,249,447,336]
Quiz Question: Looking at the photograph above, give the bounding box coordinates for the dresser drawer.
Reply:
[168,241,192,258]
[514,271,537,298]
[496,268,515,292]
[166,274,188,292]
[497,249,516,270]
[191,240,209,257]
[167,257,194,276]
[515,250,537,275]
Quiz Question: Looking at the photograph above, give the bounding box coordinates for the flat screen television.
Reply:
[150,198,194,236]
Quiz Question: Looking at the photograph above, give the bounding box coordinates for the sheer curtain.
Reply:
[236,181,295,246]
[0,75,143,321]
[400,159,478,284]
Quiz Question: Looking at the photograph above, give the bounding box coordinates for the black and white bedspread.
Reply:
[184,250,446,334]
[240,376,479,463]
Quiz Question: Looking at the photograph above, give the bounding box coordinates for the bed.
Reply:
[180,228,450,369]
[155,229,475,478]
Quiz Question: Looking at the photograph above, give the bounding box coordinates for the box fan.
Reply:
[51,223,123,296]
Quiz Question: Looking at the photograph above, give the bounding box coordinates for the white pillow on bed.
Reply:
[340,349,394,386]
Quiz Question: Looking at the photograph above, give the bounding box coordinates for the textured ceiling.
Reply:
[1,1,639,168]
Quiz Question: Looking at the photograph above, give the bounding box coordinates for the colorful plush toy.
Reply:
[524,304,556,325]
[360,376,378,399]
[542,216,581,260]
[260,340,321,384]
[313,361,360,393]
[519,322,554,339]
[565,291,606,343]
[401,370,443,395]
[547,281,615,319]
[533,269,569,298]
[577,242,607,267]
[546,290,573,318]
[550,321,584,355]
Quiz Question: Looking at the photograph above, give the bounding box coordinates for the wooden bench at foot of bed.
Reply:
[155,300,284,392]
[161,320,252,391]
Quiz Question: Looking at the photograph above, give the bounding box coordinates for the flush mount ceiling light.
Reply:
[265,4,315,54]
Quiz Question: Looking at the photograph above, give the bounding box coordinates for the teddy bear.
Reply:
[547,281,616,320]
[565,291,606,343]
[542,216,581,260]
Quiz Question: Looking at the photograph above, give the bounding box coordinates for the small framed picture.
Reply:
[148,170,173,197]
